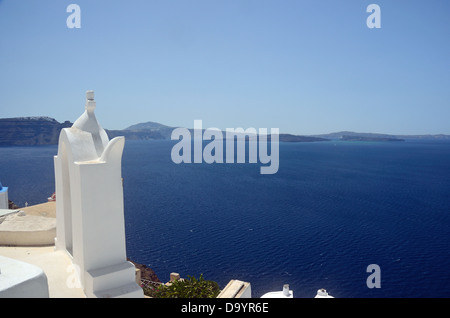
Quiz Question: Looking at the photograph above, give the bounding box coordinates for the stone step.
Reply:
[93,282,144,298]
[84,261,142,297]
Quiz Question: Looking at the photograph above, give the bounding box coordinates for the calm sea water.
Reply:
[1,140,450,298]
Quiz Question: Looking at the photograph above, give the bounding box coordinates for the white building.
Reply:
[0,181,8,210]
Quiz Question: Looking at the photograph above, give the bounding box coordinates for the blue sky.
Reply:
[0,0,449,135]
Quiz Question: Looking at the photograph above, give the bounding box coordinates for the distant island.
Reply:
[1,117,449,146]
[311,131,450,141]
[340,135,404,142]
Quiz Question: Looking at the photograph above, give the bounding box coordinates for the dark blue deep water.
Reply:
[1,140,450,298]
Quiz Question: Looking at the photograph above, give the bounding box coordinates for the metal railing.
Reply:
[140,278,163,289]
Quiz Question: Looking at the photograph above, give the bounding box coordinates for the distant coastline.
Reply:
[340,135,404,142]
[1,117,449,146]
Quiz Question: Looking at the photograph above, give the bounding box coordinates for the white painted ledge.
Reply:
[217,280,252,298]
[0,213,56,246]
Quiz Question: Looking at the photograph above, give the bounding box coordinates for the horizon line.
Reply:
[1,116,450,137]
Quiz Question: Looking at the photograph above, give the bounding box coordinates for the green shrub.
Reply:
[144,274,220,298]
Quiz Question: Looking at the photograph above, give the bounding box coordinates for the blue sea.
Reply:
[1,140,450,298]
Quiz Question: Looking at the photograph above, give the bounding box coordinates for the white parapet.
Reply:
[53,90,143,298]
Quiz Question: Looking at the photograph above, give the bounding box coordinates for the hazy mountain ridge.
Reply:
[0,117,72,146]
[1,117,449,146]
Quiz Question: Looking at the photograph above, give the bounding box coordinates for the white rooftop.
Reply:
[314,288,334,298]
[260,284,293,298]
